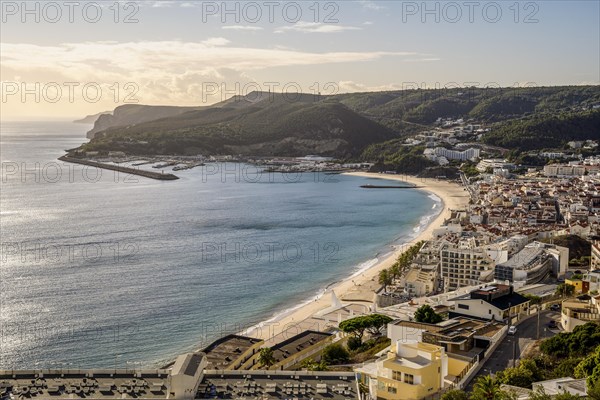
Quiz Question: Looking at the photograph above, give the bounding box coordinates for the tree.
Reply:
[339,314,393,343]
[527,387,581,400]
[554,392,584,400]
[365,314,393,336]
[321,343,350,365]
[339,317,369,343]
[556,283,575,297]
[258,347,276,368]
[540,322,600,358]
[300,358,328,371]
[379,269,392,291]
[527,387,552,400]
[496,366,534,388]
[347,336,362,351]
[574,345,600,388]
[470,375,515,400]
[441,389,469,400]
[524,294,542,305]
[414,304,443,324]
[552,357,584,379]
[390,263,401,280]
[587,379,600,400]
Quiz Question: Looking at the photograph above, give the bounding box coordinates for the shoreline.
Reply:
[236,173,470,344]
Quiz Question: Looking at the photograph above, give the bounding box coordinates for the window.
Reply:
[388,387,397,394]
[489,309,492,314]
[404,374,414,384]
[458,304,469,310]
[392,371,402,381]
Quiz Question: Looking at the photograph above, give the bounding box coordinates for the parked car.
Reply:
[508,325,517,335]
[548,320,558,329]
[550,304,561,311]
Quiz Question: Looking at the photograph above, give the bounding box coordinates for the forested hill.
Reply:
[79,86,600,158]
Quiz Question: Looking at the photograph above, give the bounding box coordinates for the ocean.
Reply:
[0,121,439,369]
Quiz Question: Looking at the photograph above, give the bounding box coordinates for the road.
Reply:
[465,310,561,389]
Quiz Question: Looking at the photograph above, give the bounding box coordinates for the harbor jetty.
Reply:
[58,155,179,180]
[360,184,420,189]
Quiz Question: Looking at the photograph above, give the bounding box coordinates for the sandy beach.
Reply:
[242,173,470,345]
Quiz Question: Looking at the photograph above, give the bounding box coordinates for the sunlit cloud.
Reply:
[222,26,264,31]
[404,58,442,62]
[357,1,386,11]
[1,40,424,107]
[275,22,362,34]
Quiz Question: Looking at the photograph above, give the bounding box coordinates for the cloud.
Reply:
[275,22,361,34]
[200,37,231,46]
[150,1,175,8]
[0,40,429,106]
[222,26,264,31]
[404,58,442,62]
[337,81,403,93]
[357,1,386,11]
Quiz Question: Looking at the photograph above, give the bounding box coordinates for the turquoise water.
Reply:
[0,121,438,369]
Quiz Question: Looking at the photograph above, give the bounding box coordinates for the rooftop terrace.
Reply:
[271,330,332,365]
[199,370,357,399]
[202,334,263,370]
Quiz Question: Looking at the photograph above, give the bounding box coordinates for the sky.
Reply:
[1,0,599,120]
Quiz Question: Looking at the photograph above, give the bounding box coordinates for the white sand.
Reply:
[242,173,470,344]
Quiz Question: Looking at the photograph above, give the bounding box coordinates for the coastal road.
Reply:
[465,310,560,389]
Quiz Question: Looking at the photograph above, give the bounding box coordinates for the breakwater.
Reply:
[58,155,179,180]
[360,184,420,189]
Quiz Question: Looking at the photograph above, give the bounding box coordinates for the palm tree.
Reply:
[378,269,392,292]
[258,347,276,369]
[471,375,503,400]
[390,263,401,280]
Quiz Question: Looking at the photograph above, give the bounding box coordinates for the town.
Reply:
[3,130,600,400]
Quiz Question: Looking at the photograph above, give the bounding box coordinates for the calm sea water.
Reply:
[0,121,438,369]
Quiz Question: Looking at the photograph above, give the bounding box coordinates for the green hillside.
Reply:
[79,86,600,159]
[83,96,398,157]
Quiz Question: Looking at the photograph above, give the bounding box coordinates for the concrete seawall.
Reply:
[58,156,179,181]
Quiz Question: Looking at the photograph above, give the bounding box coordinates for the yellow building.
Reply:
[565,278,584,294]
[357,341,450,400]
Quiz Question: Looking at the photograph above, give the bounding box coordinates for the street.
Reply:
[465,310,560,389]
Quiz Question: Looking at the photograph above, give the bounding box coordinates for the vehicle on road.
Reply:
[548,320,558,329]
[550,304,561,311]
[508,325,517,335]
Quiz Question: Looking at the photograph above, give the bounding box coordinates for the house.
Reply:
[565,278,587,294]
[356,341,449,400]
[449,284,530,325]
[494,246,553,287]
[387,317,505,357]
[561,295,600,332]
[582,270,600,293]
[532,377,587,396]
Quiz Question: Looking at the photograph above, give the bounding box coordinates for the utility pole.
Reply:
[537,306,540,339]
[512,339,517,368]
